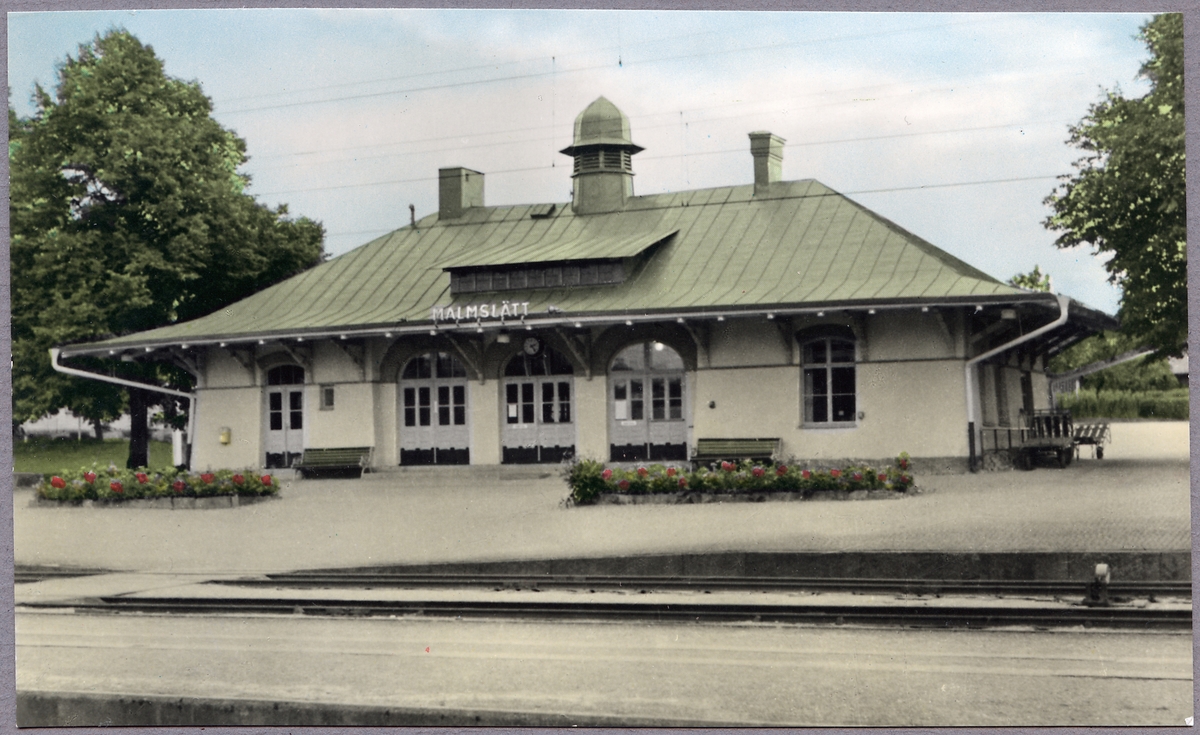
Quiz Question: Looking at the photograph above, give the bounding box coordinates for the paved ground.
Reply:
[17,613,1193,726]
[13,421,1191,576]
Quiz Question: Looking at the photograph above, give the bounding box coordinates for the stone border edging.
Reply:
[30,494,280,510]
[591,488,911,505]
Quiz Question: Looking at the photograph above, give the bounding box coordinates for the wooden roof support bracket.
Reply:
[771,316,795,365]
[442,332,486,384]
[278,342,312,374]
[331,339,366,381]
[168,347,207,389]
[554,327,593,380]
[678,319,711,369]
[224,347,257,386]
[168,347,200,377]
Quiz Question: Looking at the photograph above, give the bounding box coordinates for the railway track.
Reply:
[16,571,1190,630]
[231,571,1190,600]
[26,594,1190,630]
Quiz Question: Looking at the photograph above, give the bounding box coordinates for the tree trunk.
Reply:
[92,418,104,441]
[126,388,150,469]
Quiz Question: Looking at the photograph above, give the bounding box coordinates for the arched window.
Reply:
[267,364,305,385]
[504,348,575,377]
[802,335,856,424]
[401,352,467,428]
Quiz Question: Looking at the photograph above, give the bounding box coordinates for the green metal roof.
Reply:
[71,179,1042,351]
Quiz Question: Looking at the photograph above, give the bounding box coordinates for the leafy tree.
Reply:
[1007,265,1052,293]
[1043,13,1185,358]
[11,30,324,467]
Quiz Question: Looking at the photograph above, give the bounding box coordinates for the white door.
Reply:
[609,342,687,461]
[399,352,470,465]
[264,365,305,468]
[501,343,575,463]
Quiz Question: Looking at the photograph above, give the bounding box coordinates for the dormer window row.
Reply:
[450,260,625,295]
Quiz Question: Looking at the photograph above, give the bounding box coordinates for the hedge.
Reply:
[1057,388,1189,420]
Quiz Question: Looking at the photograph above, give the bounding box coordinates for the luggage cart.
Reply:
[1015,409,1075,470]
[1073,421,1111,459]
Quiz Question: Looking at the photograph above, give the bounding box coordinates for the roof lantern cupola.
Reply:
[560,96,643,215]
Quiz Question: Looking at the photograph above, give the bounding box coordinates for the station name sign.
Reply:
[432,300,531,323]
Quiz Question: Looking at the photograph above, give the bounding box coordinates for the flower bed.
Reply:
[565,455,914,506]
[35,465,278,504]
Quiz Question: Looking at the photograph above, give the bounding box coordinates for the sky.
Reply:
[8,9,1160,316]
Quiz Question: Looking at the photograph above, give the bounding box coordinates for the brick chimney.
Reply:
[439,167,484,219]
[749,132,785,196]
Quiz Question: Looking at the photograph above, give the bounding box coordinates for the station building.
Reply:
[57,97,1115,472]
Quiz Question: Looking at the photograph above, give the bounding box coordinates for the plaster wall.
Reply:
[1031,370,1051,411]
[471,381,501,464]
[979,364,998,427]
[204,349,255,389]
[305,382,375,449]
[311,342,364,384]
[574,377,608,459]
[373,382,397,467]
[867,312,958,361]
[708,320,789,367]
[691,359,967,459]
[192,387,261,470]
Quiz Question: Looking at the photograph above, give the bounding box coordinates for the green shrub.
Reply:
[563,455,915,505]
[36,464,279,503]
[1058,388,1189,419]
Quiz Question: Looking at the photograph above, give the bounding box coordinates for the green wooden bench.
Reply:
[295,447,373,478]
[692,438,780,464]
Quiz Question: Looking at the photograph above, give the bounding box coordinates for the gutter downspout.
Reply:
[964,294,1070,472]
[50,348,198,467]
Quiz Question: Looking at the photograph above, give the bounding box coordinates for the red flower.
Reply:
[50,476,66,489]
[172,480,186,493]
[637,466,648,477]
[852,472,863,481]
[601,469,613,481]
[751,467,765,478]
[830,469,842,479]
[901,475,911,484]
[878,473,888,482]
[900,459,909,470]
[135,472,149,484]
[232,474,245,485]
[666,467,677,477]
[721,461,734,472]
[200,473,215,484]
[617,479,630,491]
[83,472,97,484]
[678,477,688,488]
[776,465,787,476]
[260,475,273,486]
[801,470,811,480]
[110,481,123,494]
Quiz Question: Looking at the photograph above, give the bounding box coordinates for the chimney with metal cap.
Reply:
[439,167,484,220]
[749,131,785,196]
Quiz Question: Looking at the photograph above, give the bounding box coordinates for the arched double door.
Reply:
[501,346,575,463]
[609,342,687,461]
[399,351,470,465]
[264,364,305,468]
